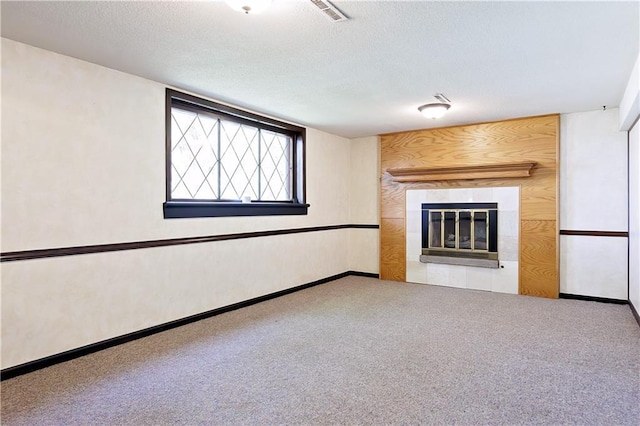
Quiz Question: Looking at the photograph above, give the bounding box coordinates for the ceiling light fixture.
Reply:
[418,93,451,119]
[418,103,451,119]
[225,0,272,14]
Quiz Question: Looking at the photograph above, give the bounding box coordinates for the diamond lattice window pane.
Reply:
[171,107,219,199]
[171,110,196,178]
[193,182,216,199]
[260,131,292,201]
[171,176,191,199]
[172,139,194,179]
[219,120,260,200]
[182,161,207,198]
[171,109,197,150]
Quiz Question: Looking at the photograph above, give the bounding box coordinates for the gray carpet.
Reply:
[2,276,639,425]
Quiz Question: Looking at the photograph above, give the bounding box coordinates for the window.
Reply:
[163,89,308,218]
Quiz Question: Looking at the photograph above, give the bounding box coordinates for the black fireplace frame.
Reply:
[421,202,498,257]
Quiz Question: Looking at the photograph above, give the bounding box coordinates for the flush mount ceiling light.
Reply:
[418,93,451,119]
[225,0,272,14]
[418,103,450,119]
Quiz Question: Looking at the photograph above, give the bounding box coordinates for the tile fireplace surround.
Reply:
[406,187,520,294]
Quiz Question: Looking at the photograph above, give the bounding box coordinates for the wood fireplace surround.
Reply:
[380,115,559,298]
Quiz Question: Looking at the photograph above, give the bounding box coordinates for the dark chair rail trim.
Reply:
[0,224,379,263]
[559,230,629,237]
[0,270,379,381]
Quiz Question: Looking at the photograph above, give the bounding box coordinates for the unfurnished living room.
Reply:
[1,1,639,425]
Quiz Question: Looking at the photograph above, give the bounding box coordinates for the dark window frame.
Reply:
[163,89,308,218]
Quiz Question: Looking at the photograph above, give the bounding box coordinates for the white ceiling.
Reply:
[2,1,638,138]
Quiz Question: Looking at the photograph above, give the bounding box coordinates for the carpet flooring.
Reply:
[2,276,639,425]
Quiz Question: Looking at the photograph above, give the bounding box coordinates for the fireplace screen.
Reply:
[422,203,498,262]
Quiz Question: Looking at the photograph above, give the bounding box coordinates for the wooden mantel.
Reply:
[386,161,536,183]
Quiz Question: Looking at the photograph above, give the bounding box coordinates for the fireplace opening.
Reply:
[420,202,498,268]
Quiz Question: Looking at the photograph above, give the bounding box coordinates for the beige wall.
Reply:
[559,109,628,300]
[620,51,640,314]
[560,109,628,232]
[349,136,380,273]
[629,122,639,311]
[0,39,379,368]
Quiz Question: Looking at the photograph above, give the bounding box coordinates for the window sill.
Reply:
[163,201,309,218]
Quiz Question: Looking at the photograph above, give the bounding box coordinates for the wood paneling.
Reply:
[380,218,406,281]
[380,114,559,298]
[380,174,407,219]
[520,220,558,298]
[520,168,557,220]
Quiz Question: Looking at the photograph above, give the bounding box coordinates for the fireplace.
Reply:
[420,202,499,268]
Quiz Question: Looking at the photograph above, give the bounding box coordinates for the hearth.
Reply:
[420,202,499,268]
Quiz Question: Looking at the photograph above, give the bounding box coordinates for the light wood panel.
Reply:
[520,220,558,298]
[520,167,557,220]
[380,218,406,281]
[380,114,559,298]
[380,174,407,219]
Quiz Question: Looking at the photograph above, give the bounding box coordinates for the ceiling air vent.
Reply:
[310,0,348,22]
[434,93,451,103]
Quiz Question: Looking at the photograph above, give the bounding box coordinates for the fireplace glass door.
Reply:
[459,211,472,250]
[427,209,490,252]
[474,211,488,250]
[443,211,456,248]
[429,212,442,248]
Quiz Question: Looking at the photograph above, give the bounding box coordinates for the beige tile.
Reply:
[493,186,520,211]
[425,189,450,202]
[498,236,519,261]
[406,260,427,284]
[406,232,422,261]
[466,266,493,291]
[426,263,451,287]
[448,265,468,289]
[499,210,519,238]
[492,261,519,294]
[406,210,422,234]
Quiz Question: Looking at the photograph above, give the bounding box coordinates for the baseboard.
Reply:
[1,271,378,381]
[630,300,640,328]
[559,293,628,305]
[346,271,379,278]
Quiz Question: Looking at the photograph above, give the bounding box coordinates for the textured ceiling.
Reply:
[2,1,639,138]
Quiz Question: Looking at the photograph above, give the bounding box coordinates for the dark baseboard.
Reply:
[559,293,628,305]
[0,271,378,381]
[630,300,640,328]
[347,271,379,278]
